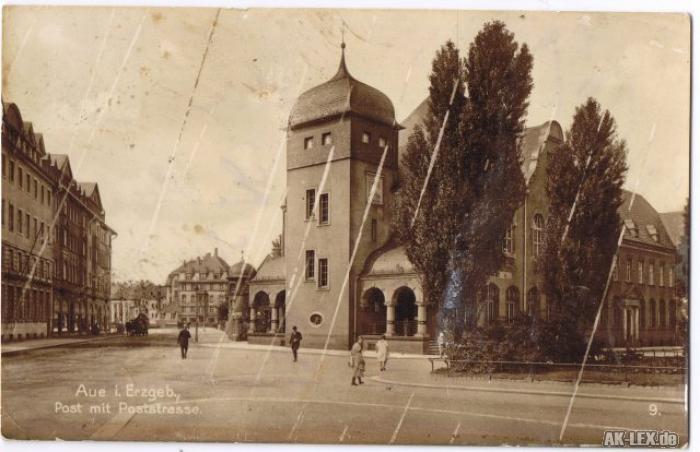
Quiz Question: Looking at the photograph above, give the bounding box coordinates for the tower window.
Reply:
[322,132,332,146]
[305,250,315,280]
[362,132,371,144]
[371,219,377,242]
[378,136,387,148]
[532,214,545,257]
[366,173,384,205]
[318,258,329,288]
[319,193,329,225]
[305,189,316,220]
[304,136,314,150]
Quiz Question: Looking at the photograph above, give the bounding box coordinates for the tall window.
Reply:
[371,218,377,242]
[18,167,23,188]
[659,299,666,328]
[638,261,644,285]
[502,223,514,254]
[626,258,632,282]
[532,214,545,257]
[8,204,13,232]
[9,160,14,182]
[669,300,676,328]
[669,267,674,287]
[506,286,518,322]
[659,263,665,287]
[18,209,23,234]
[648,262,655,285]
[319,193,329,224]
[305,250,315,280]
[640,300,646,329]
[649,299,657,328]
[484,284,499,322]
[366,173,384,205]
[305,188,316,220]
[318,258,329,288]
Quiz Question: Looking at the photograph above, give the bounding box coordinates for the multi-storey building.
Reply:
[1,101,116,341]
[247,44,680,352]
[164,249,253,327]
[2,102,56,340]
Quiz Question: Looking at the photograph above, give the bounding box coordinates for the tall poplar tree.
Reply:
[541,97,628,357]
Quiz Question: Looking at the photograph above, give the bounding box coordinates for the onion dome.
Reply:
[288,43,398,130]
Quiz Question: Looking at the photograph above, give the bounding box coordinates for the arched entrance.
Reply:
[393,286,417,337]
[252,291,271,333]
[275,291,286,333]
[360,287,386,335]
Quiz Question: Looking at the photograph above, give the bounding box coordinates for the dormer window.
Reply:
[624,219,638,237]
[322,132,332,146]
[362,132,371,144]
[304,136,314,150]
[646,224,659,242]
[378,136,387,148]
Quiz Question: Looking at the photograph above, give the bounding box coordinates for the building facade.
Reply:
[248,45,680,352]
[1,101,116,341]
[164,249,251,327]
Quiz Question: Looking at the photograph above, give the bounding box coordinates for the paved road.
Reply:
[1,332,688,446]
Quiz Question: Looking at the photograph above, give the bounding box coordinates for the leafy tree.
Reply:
[541,97,627,358]
[455,21,532,327]
[394,40,467,318]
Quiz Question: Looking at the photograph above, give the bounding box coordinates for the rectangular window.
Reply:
[41,186,45,204]
[319,193,329,225]
[9,160,14,182]
[626,259,631,282]
[304,136,314,150]
[8,204,13,232]
[305,250,315,280]
[34,178,38,198]
[26,174,30,192]
[502,225,515,254]
[366,173,384,205]
[659,263,665,287]
[648,262,655,285]
[378,136,387,148]
[638,261,643,284]
[305,188,316,220]
[18,167,23,188]
[18,209,23,234]
[361,132,371,144]
[318,258,329,288]
[25,214,30,237]
[48,191,51,206]
[33,218,37,239]
[322,132,332,146]
[669,267,674,287]
[371,218,377,242]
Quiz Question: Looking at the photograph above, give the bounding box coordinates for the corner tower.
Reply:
[284,43,402,349]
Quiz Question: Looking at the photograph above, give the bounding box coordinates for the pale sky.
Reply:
[2,7,690,283]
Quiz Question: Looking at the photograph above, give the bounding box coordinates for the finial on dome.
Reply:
[333,27,349,80]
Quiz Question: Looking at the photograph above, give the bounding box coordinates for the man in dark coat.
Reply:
[178,324,192,359]
[290,326,302,362]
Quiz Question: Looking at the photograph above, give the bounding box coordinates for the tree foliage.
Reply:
[541,98,628,345]
[395,22,532,334]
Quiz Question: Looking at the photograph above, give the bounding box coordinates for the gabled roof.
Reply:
[250,253,285,283]
[397,97,562,183]
[620,190,675,251]
[171,251,231,276]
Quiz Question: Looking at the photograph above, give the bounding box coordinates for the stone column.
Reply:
[416,303,427,337]
[278,307,285,333]
[271,306,278,333]
[622,308,628,341]
[386,303,395,337]
[248,307,256,334]
[634,308,640,341]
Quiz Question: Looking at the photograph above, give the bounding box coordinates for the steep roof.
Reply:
[620,190,676,251]
[250,253,285,283]
[229,259,257,279]
[171,251,231,275]
[288,46,398,130]
[659,211,685,248]
[397,97,562,182]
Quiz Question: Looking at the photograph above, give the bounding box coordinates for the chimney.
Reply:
[214,247,218,257]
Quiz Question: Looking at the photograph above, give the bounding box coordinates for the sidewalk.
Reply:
[1,334,113,356]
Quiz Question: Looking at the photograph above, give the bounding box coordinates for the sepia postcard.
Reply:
[0,5,690,448]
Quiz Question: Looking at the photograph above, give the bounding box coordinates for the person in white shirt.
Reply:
[376,335,389,371]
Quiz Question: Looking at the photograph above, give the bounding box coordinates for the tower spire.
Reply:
[333,26,350,80]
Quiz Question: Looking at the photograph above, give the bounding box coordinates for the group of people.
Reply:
[176,323,394,387]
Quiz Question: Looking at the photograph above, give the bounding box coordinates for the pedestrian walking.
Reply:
[349,337,365,385]
[376,335,389,371]
[437,330,446,357]
[178,324,192,359]
[290,326,302,362]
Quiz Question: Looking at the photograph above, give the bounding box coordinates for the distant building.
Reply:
[164,249,247,327]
